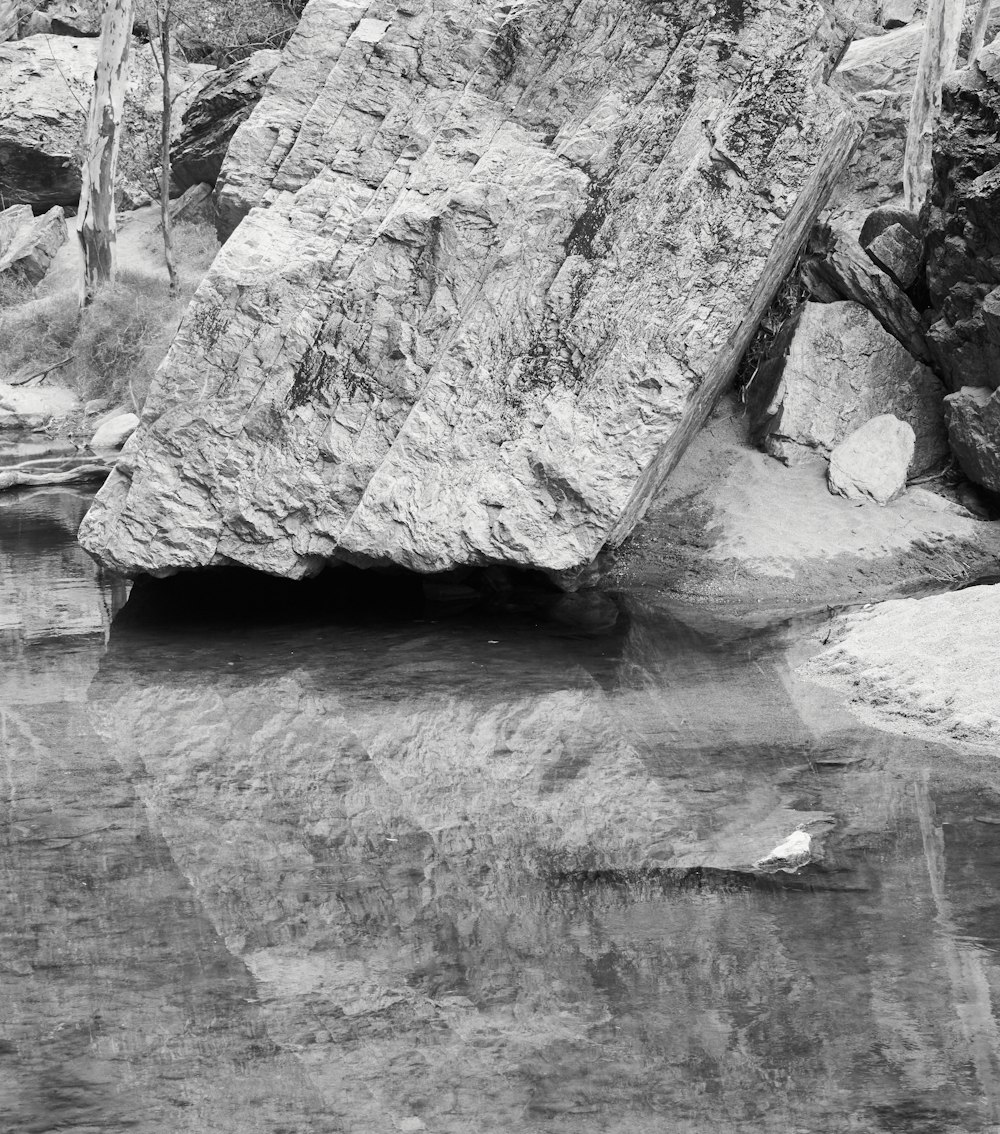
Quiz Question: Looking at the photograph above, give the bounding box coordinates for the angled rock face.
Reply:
[800,224,930,360]
[79,0,859,580]
[0,35,95,207]
[750,301,947,474]
[826,22,924,231]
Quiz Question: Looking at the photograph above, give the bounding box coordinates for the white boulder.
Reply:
[827,414,915,505]
[89,412,140,451]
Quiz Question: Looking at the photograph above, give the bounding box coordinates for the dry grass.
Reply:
[0,219,217,410]
[74,270,189,410]
[0,292,80,378]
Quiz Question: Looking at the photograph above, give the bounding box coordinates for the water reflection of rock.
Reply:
[83,587,1000,1131]
[0,487,127,705]
[0,491,326,1133]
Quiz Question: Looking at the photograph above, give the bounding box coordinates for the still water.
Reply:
[2,486,1000,1133]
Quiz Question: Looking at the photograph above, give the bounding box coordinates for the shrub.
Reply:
[74,270,188,409]
[0,291,80,380]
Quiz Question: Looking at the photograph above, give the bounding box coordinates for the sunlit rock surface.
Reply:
[79,0,859,579]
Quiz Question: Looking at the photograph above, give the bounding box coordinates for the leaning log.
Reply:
[903,0,966,213]
[609,116,863,543]
[77,0,135,304]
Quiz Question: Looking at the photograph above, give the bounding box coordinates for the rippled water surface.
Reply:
[3,486,1000,1133]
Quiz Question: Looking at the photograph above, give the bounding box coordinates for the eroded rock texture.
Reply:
[80,0,859,580]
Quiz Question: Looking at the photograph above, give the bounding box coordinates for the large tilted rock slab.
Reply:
[79,0,859,580]
[750,300,947,474]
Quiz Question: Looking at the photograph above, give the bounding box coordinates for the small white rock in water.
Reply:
[89,412,139,451]
[827,414,914,505]
[755,830,812,872]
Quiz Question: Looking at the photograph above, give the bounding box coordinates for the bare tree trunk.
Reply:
[968,0,993,66]
[78,0,136,305]
[157,1,179,295]
[903,0,966,214]
[0,0,18,43]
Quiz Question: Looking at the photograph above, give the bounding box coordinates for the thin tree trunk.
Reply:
[968,0,993,65]
[78,0,136,305]
[903,0,966,214]
[158,2,178,295]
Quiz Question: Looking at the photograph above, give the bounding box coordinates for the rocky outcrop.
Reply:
[800,225,930,361]
[23,0,100,36]
[0,203,67,284]
[825,8,1000,233]
[925,40,1000,392]
[945,385,1000,492]
[858,203,923,288]
[750,300,947,473]
[921,39,1000,490]
[827,413,914,503]
[79,0,860,580]
[0,35,95,207]
[879,0,920,27]
[0,34,210,209]
[825,21,924,230]
[170,49,280,192]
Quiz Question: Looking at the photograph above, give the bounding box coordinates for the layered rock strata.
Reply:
[80,0,860,579]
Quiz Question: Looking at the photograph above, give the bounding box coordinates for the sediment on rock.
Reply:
[79,0,861,580]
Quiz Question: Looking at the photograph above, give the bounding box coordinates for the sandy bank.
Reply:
[609,396,1000,610]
